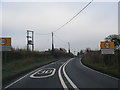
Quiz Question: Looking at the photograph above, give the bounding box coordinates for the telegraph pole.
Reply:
[52,32,54,51]
[68,42,70,53]
[27,30,34,51]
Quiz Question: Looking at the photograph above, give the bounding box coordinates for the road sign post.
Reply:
[0,37,11,65]
[100,41,115,65]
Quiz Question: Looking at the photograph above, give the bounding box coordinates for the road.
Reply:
[4,58,119,90]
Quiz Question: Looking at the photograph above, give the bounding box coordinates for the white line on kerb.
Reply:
[79,58,119,80]
[63,59,79,90]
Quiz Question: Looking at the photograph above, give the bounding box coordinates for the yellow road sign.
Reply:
[100,41,114,49]
[0,38,11,46]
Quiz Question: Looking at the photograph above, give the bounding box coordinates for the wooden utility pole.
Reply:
[68,42,70,53]
[52,32,54,51]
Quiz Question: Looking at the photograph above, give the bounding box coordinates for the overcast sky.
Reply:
[1,1,118,54]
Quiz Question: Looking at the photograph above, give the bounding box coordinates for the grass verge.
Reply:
[81,51,120,79]
[82,59,120,78]
[2,56,58,87]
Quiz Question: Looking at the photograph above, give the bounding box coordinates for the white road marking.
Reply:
[30,68,56,79]
[58,58,80,90]
[4,60,59,89]
[41,70,46,74]
[58,62,68,90]
[45,70,51,74]
[79,58,119,80]
[4,68,42,89]
[63,59,79,90]
[5,58,79,89]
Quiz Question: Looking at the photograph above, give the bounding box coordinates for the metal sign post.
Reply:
[0,37,11,64]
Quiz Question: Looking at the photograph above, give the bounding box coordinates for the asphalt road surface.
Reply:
[4,58,119,90]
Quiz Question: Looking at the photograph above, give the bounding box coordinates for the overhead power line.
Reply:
[54,34,68,44]
[35,32,51,35]
[53,0,93,33]
[54,34,71,53]
[30,0,93,35]
[41,37,52,50]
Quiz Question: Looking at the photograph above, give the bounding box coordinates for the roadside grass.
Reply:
[82,60,119,76]
[2,49,74,86]
[3,57,56,81]
[82,51,120,79]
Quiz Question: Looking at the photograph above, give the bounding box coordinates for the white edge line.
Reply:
[58,61,68,89]
[4,68,42,89]
[30,68,56,78]
[4,60,60,89]
[63,58,79,90]
[79,58,119,80]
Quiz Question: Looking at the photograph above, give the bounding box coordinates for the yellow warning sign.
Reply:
[100,41,114,49]
[0,38,11,46]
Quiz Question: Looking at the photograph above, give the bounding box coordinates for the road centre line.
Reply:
[63,59,79,90]
[58,61,68,90]
[79,58,119,80]
[58,58,79,90]
[5,58,77,89]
